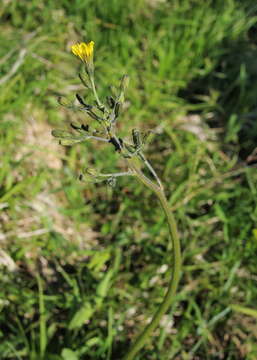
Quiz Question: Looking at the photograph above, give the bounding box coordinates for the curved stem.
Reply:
[123,161,182,360]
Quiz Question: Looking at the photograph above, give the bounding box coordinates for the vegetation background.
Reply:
[0,0,257,359]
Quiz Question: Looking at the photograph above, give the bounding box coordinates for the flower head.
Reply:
[71,41,94,73]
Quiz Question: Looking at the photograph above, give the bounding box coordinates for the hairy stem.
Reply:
[123,160,182,360]
[89,75,103,109]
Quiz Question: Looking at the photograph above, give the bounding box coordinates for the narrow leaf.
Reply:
[52,130,75,139]
[61,348,78,360]
[69,303,94,330]
[231,305,257,319]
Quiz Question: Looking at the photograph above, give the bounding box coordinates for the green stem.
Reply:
[36,274,47,360]
[123,161,182,360]
[89,75,102,109]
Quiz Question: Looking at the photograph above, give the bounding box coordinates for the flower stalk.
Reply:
[123,158,181,359]
[52,40,182,359]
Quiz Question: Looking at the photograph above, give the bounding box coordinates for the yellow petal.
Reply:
[71,41,94,63]
[71,44,80,57]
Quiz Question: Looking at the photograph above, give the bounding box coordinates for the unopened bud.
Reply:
[85,168,98,176]
[120,75,129,92]
[70,122,81,130]
[107,96,116,109]
[132,129,142,148]
[114,102,120,118]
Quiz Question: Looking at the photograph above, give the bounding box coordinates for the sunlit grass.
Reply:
[0,0,257,359]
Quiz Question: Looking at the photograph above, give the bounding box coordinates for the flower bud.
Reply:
[120,75,130,92]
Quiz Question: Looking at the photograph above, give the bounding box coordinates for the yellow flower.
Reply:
[71,41,94,68]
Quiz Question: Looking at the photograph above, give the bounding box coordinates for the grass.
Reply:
[0,0,257,359]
